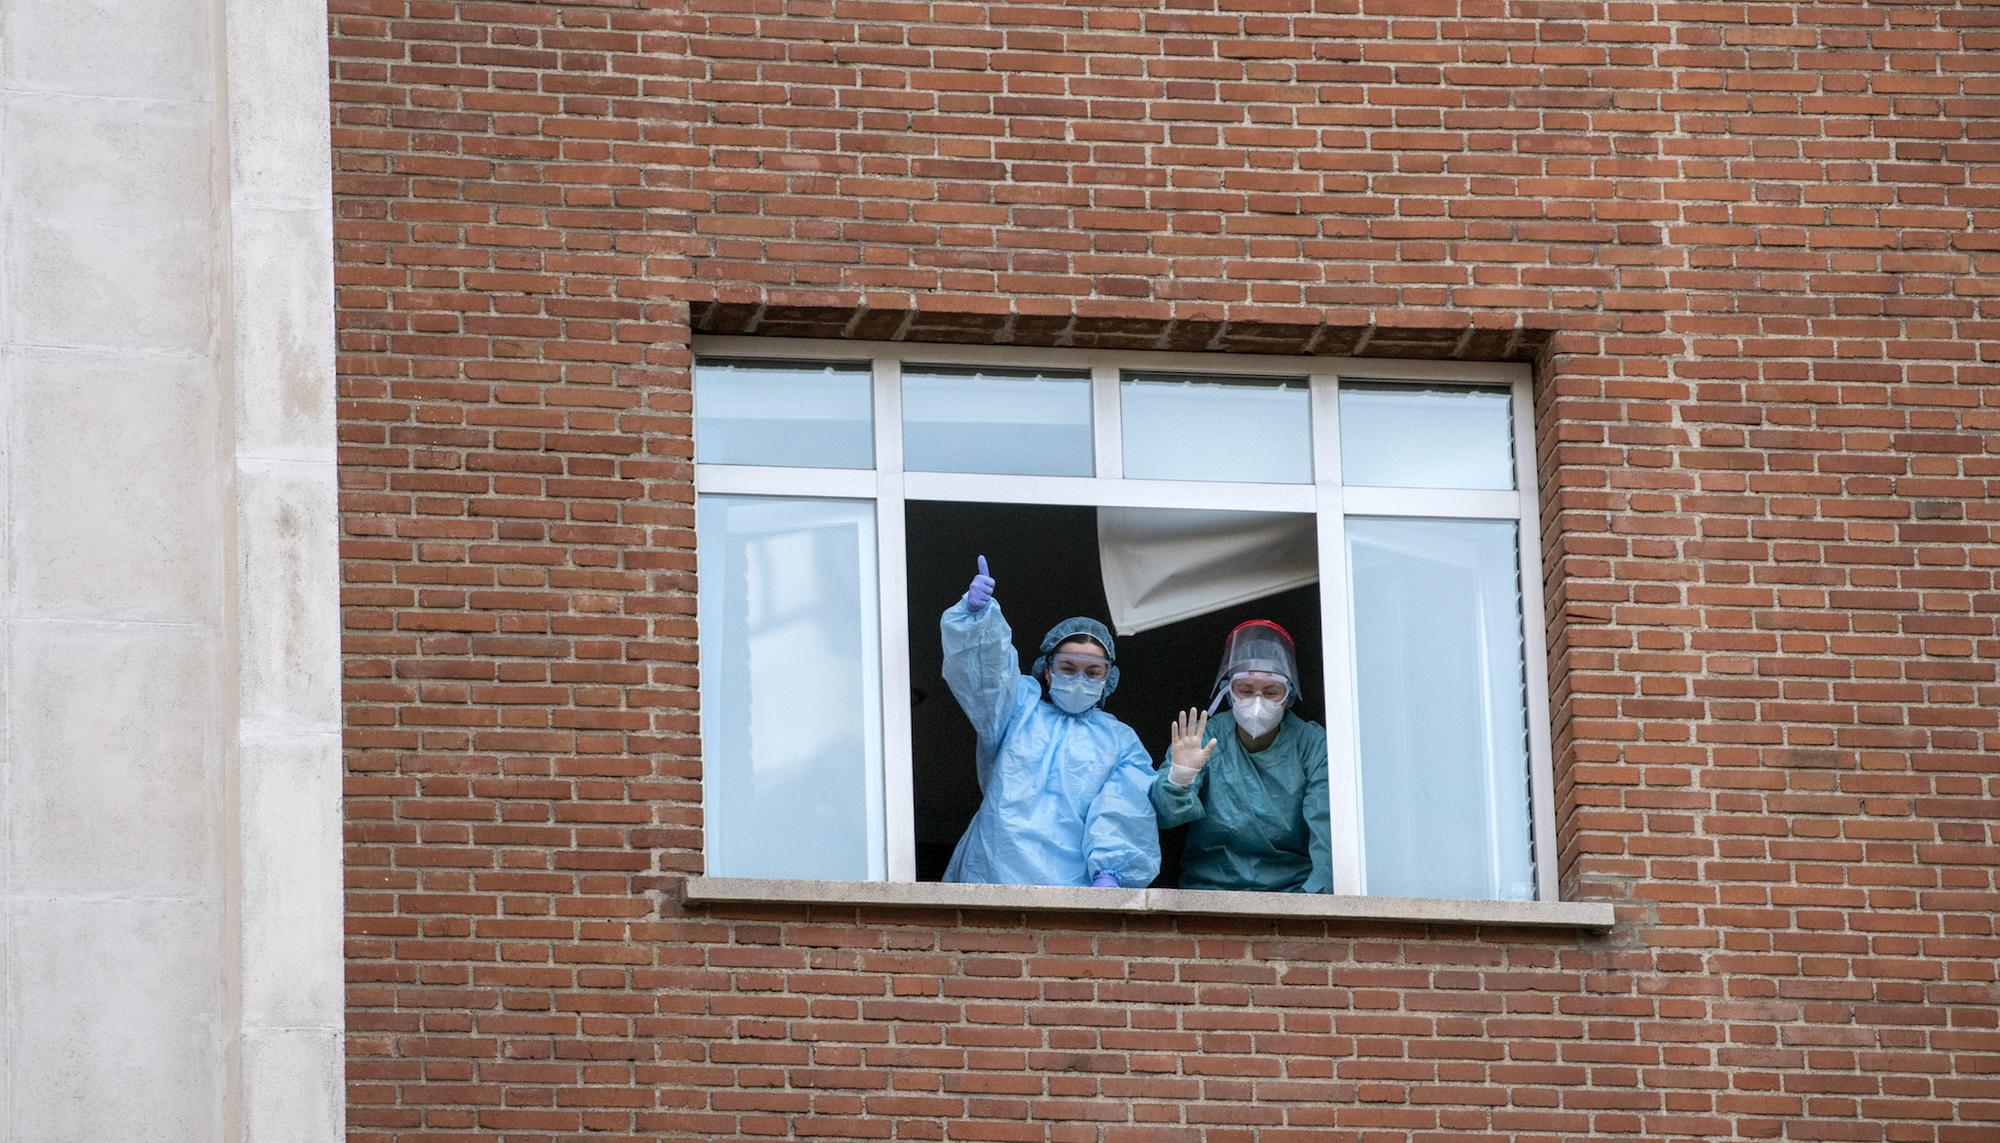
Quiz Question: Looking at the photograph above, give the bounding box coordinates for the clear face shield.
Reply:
[1208,620,1300,713]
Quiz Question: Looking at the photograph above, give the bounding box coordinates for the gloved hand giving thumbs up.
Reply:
[965,555,996,613]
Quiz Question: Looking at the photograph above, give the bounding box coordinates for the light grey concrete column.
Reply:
[223,0,344,1139]
[3,2,230,1139]
[1,0,344,1138]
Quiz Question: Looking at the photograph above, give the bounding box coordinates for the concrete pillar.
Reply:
[1,0,343,1139]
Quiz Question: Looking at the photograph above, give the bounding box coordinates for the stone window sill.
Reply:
[683,876,1615,930]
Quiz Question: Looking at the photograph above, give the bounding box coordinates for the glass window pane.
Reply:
[903,366,1092,477]
[1347,518,1535,901]
[1121,373,1312,484]
[696,358,873,469]
[698,494,884,880]
[1339,383,1514,489]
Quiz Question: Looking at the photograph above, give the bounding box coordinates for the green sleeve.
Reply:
[1301,726,1332,894]
[1148,758,1206,829]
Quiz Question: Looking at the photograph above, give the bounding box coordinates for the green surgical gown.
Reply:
[1149,709,1331,893]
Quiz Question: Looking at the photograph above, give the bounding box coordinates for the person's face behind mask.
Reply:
[1049,672,1106,714]
[1229,672,1288,738]
[1047,640,1110,714]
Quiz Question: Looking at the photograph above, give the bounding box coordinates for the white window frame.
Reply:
[692,336,1558,901]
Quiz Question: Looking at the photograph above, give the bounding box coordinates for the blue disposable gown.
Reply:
[940,599,1161,888]
[1149,709,1331,893]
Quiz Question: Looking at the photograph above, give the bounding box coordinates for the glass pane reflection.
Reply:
[1121,372,1312,484]
[696,358,874,469]
[698,494,884,880]
[1347,517,1535,901]
[903,366,1093,477]
[1339,383,1514,490]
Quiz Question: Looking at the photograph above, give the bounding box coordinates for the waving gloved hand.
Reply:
[1166,707,1218,787]
[965,555,996,613]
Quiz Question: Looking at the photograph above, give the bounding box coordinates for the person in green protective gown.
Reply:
[1148,620,1331,893]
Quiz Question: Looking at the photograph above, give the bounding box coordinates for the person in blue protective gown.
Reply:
[1149,619,1331,893]
[939,556,1160,889]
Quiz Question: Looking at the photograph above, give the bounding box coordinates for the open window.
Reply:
[692,340,1556,902]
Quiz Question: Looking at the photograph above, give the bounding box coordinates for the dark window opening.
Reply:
[903,500,1323,886]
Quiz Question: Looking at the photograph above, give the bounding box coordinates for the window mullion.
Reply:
[1090,364,1121,478]
[1341,487,1521,519]
[1310,370,1366,896]
[692,335,1526,388]
[900,472,1316,513]
[695,465,879,498]
[873,355,916,882]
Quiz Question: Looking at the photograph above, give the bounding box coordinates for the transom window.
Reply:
[692,337,1556,903]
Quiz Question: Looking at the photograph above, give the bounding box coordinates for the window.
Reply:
[692,338,1556,902]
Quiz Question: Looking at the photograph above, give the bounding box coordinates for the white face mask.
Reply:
[1048,673,1105,715]
[1231,694,1283,738]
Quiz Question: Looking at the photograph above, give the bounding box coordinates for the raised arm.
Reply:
[939,555,1029,750]
[1148,707,1217,828]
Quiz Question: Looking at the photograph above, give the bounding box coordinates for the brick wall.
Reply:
[333,1,2000,1139]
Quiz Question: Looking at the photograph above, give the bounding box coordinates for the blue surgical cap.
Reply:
[1031,616,1121,701]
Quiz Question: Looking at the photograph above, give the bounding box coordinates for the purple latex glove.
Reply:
[965,555,996,613]
[1091,872,1120,888]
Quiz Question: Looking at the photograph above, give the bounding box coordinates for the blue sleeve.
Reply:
[1086,727,1162,889]
[1148,756,1207,829]
[940,598,1033,785]
[1300,726,1332,894]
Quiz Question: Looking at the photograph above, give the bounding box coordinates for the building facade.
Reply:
[334,2,1999,1140]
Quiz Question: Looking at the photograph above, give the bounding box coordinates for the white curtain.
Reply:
[1096,507,1319,636]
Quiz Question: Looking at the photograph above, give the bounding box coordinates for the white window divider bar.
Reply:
[1340,486,1522,520]
[872,357,917,882]
[692,335,1529,388]
[700,465,1322,513]
[902,472,1318,513]
[1309,370,1366,896]
[696,465,878,498]
[1091,363,1122,479]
